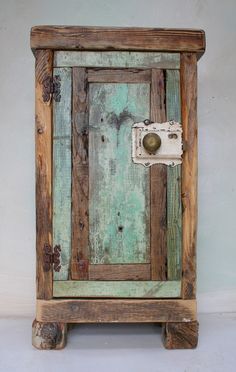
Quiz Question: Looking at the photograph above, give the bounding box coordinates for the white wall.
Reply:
[0,0,236,316]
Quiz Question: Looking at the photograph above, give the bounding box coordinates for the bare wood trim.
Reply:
[35,49,53,299]
[89,264,150,280]
[36,299,196,323]
[162,321,199,349]
[31,27,205,59]
[87,68,151,83]
[181,53,198,299]
[71,67,89,280]
[150,69,167,280]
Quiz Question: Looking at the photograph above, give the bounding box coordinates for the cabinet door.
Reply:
[52,52,182,298]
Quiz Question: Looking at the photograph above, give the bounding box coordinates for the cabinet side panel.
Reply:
[35,50,53,299]
[53,68,72,280]
[181,53,198,299]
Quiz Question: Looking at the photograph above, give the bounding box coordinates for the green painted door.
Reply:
[52,52,182,298]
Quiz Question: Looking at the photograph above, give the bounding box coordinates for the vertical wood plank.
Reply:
[35,49,53,299]
[181,53,198,299]
[71,68,89,280]
[150,69,167,280]
[53,68,72,280]
[89,83,150,264]
[166,70,182,280]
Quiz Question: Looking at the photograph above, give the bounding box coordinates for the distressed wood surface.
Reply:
[166,70,182,280]
[89,264,150,280]
[32,319,67,350]
[88,68,151,83]
[89,83,150,264]
[53,68,72,280]
[163,321,199,349]
[71,68,89,280]
[31,26,205,58]
[35,49,53,300]
[54,51,180,69]
[53,280,181,298]
[181,53,198,299]
[150,69,167,280]
[36,299,196,323]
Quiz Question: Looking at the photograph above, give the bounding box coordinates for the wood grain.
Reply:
[32,319,67,350]
[53,68,72,280]
[31,27,205,58]
[89,83,150,264]
[89,264,150,280]
[35,49,53,300]
[71,68,89,280]
[150,69,167,280]
[163,321,199,349]
[54,51,180,69]
[53,280,181,298]
[36,299,197,323]
[88,68,151,83]
[166,70,182,280]
[181,53,198,299]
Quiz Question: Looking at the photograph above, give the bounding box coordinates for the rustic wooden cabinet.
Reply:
[31,26,205,349]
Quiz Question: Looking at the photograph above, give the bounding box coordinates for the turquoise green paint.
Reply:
[166,70,182,280]
[89,83,150,264]
[53,280,181,298]
[53,68,72,281]
[54,51,180,69]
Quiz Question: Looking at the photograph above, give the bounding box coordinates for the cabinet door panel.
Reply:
[89,83,150,265]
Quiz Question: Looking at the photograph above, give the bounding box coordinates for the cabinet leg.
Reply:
[162,321,199,349]
[32,319,67,350]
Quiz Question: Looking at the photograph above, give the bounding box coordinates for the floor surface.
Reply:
[0,313,235,372]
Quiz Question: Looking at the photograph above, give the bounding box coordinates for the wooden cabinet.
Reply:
[31,26,205,349]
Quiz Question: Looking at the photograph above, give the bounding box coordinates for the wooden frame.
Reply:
[32,26,205,350]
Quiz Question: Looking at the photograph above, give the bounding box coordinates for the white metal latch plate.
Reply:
[132,120,183,167]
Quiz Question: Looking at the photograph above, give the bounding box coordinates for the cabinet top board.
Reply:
[30,26,205,59]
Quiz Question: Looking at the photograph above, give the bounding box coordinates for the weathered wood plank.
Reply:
[150,69,167,280]
[35,49,53,300]
[181,53,198,299]
[32,319,67,350]
[88,68,151,83]
[31,26,205,58]
[36,299,196,323]
[53,68,72,280]
[71,68,89,280]
[89,83,150,264]
[163,321,199,349]
[89,264,150,280]
[53,280,181,298]
[166,70,182,280]
[54,51,180,68]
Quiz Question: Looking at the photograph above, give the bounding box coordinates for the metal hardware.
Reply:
[142,132,162,154]
[43,244,61,272]
[132,120,183,167]
[77,258,89,272]
[42,75,61,103]
[143,119,154,126]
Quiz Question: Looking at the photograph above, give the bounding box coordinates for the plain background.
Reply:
[0,0,236,316]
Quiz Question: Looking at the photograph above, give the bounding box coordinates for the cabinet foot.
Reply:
[162,321,199,349]
[32,319,67,350]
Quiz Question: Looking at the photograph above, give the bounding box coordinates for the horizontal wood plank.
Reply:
[31,26,205,58]
[88,69,151,83]
[36,299,196,323]
[53,280,181,298]
[54,51,179,68]
[89,264,150,280]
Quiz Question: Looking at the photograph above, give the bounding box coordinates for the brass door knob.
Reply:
[142,132,161,154]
